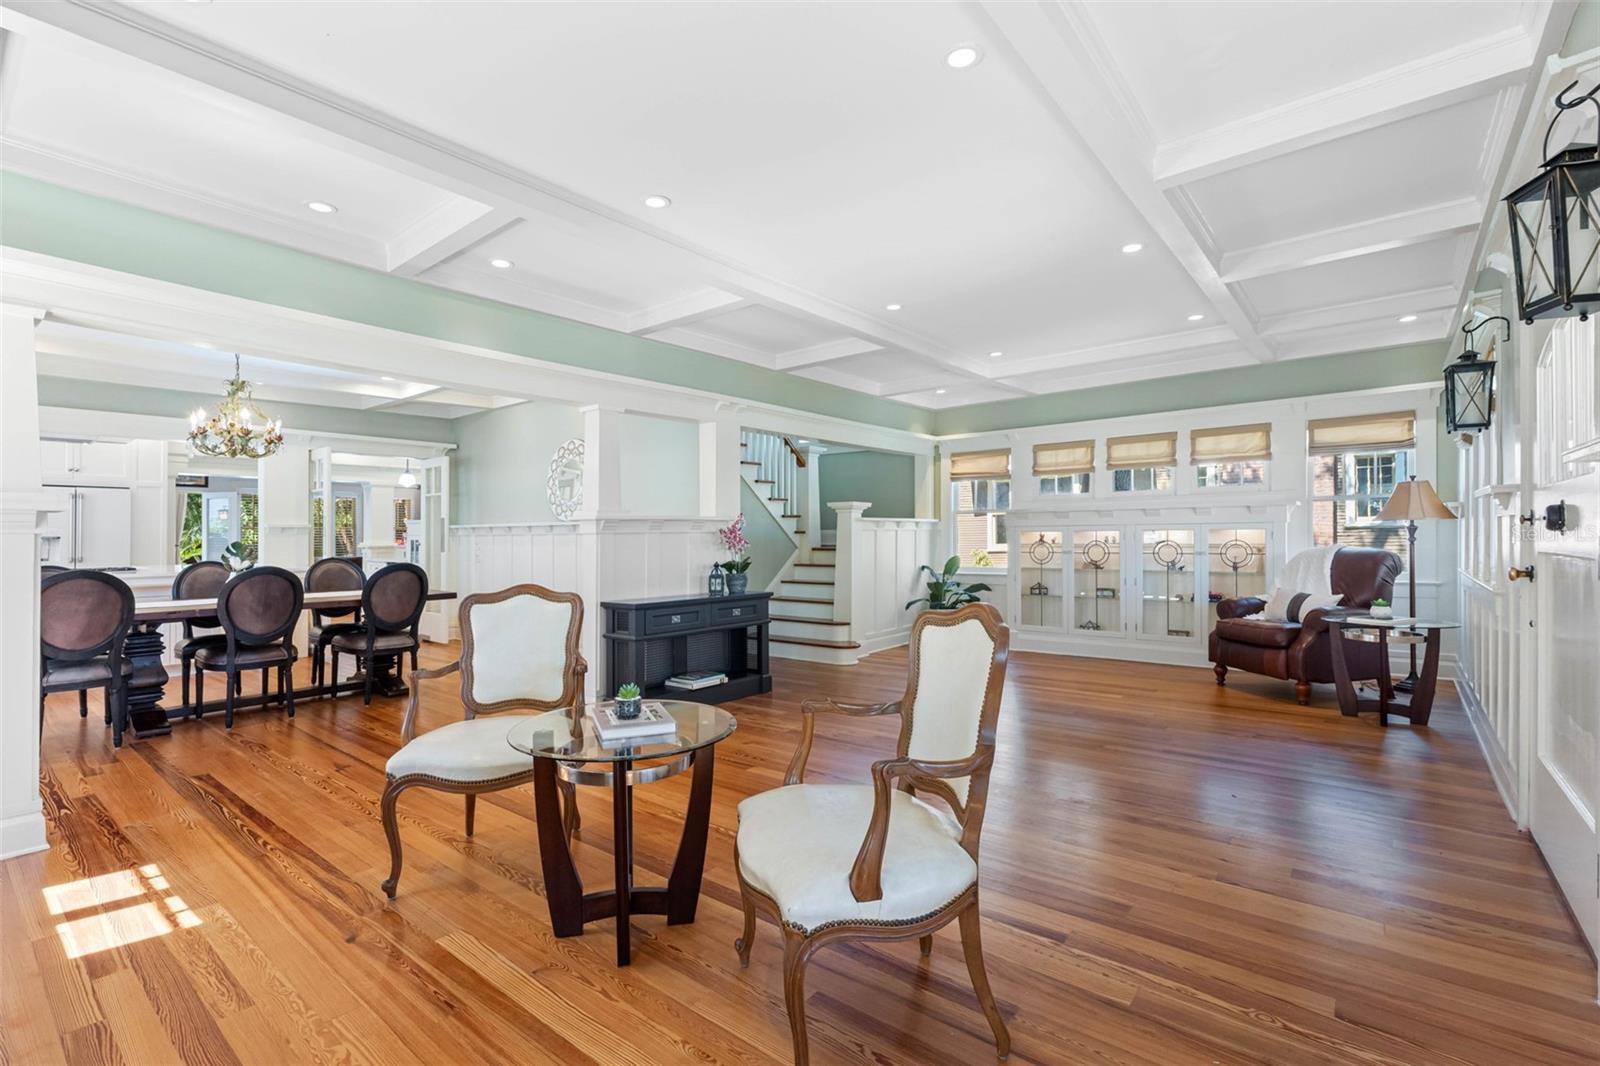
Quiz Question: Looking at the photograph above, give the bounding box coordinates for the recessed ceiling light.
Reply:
[946,45,982,69]
[1187,314,1205,322]
[304,200,337,214]
[1398,314,1418,323]
[489,257,514,269]
[643,194,671,209]
[381,376,397,382]
[885,303,902,311]
[1121,242,1143,254]
[988,350,1003,358]
[193,341,214,349]
[797,439,810,445]
[935,388,948,395]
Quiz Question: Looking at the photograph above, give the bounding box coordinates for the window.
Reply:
[1192,423,1270,489]
[1196,461,1265,487]
[1040,473,1091,495]
[1308,411,1417,564]
[1113,467,1174,493]
[952,478,1009,568]
[1107,432,1176,494]
[311,494,359,558]
[394,498,413,546]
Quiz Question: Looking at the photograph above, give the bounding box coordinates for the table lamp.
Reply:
[1376,476,1456,690]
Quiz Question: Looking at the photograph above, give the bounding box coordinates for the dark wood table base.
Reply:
[1328,621,1444,726]
[532,746,716,966]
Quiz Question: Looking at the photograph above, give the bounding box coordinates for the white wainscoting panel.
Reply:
[835,511,937,655]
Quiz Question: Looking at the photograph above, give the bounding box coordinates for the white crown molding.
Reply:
[1220,199,1484,283]
[626,289,751,335]
[1256,284,1460,338]
[385,197,518,277]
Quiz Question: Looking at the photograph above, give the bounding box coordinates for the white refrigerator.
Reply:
[40,485,133,568]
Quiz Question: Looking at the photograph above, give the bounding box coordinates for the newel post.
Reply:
[828,502,872,639]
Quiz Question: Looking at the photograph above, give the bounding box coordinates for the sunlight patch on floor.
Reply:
[44,864,203,958]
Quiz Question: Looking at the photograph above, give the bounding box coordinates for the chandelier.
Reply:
[187,354,284,459]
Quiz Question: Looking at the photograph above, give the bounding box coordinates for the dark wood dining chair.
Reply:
[329,562,427,705]
[305,556,365,689]
[734,603,1013,1064]
[40,570,137,746]
[193,566,304,728]
[171,560,229,715]
[380,583,585,899]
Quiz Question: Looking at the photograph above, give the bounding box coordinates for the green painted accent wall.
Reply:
[452,399,582,525]
[817,450,916,530]
[619,414,699,516]
[1563,0,1598,56]
[931,343,1449,436]
[1,173,933,434]
[740,482,794,591]
[36,375,458,443]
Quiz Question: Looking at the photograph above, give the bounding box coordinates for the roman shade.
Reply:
[1105,432,1177,470]
[949,448,1010,481]
[1032,440,1094,477]
[1190,423,1272,464]
[1307,412,1415,453]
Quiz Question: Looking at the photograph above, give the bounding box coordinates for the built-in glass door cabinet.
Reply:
[1018,530,1065,628]
[1070,528,1123,635]
[1137,526,1198,642]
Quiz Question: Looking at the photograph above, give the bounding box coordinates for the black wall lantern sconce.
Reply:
[1504,81,1600,324]
[1444,316,1507,433]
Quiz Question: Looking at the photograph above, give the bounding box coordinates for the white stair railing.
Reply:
[740,429,805,531]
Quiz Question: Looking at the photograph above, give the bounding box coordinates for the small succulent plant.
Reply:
[1372,598,1390,608]
[615,682,642,701]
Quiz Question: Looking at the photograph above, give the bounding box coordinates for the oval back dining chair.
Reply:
[40,570,136,746]
[733,602,1012,1064]
[330,562,427,705]
[194,566,304,728]
[172,560,229,714]
[380,583,586,899]
[305,555,366,689]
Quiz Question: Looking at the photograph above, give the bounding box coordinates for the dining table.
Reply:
[123,588,457,739]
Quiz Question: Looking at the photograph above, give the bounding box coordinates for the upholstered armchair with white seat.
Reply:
[380,583,586,899]
[734,602,1012,1064]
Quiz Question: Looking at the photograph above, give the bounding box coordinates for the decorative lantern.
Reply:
[1503,81,1600,324]
[1444,316,1507,433]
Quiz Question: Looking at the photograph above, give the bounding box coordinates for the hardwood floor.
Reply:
[5,645,1597,1065]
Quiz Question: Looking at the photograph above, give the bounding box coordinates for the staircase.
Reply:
[740,431,860,664]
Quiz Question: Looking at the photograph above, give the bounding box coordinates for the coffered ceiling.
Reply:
[0,0,1577,410]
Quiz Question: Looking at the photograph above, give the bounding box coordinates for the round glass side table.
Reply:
[1326,616,1460,726]
[507,700,736,966]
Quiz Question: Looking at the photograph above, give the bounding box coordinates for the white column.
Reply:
[258,445,312,567]
[697,406,742,519]
[800,445,825,541]
[913,449,934,518]
[579,404,624,518]
[0,304,56,858]
[364,483,399,562]
[829,501,872,633]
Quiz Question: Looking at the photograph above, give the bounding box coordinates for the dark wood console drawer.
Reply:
[645,606,707,634]
[713,600,766,625]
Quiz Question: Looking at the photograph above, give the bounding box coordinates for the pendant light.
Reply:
[396,459,419,489]
[187,354,284,459]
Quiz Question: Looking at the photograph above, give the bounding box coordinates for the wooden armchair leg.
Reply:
[919,933,934,957]
[735,875,757,968]
[782,929,816,1066]
[380,777,410,899]
[958,904,1011,1059]
[465,793,477,837]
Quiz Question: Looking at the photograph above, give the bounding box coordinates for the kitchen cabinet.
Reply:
[40,440,133,485]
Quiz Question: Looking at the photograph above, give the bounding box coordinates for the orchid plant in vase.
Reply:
[717,514,753,594]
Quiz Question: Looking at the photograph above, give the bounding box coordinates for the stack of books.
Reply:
[664,670,727,691]
[589,701,678,746]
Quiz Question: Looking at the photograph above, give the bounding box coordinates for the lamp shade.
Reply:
[1377,478,1456,521]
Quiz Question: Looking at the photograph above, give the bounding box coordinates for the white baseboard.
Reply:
[1455,672,1521,825]
[856,629,911,657]
[0,812,48,861]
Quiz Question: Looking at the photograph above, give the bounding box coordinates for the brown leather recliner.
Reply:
[1209,546,1403,705]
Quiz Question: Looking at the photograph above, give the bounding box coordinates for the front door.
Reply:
[202,491,239,561]
[1528,316,1600,967]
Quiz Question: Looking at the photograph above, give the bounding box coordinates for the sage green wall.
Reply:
[1563,0,1598,56]
[2,173,933,434]
[817,450,916,530]
[35,375,458,443]
[618,413,699,516]
[739,482,793,591]
[931,343,1449,435]
[452,399,582,524]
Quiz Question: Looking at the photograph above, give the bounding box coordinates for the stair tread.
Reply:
[754,479,774,484]
[740,460,760,466]
[782,579,835,586]
[794,563,835,569]
[771,635,861,650]
[771,595,834,605]
[771,615,849,626]
[811,545,835,550]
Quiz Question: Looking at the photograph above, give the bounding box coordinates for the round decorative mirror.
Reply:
[546,438,584,520]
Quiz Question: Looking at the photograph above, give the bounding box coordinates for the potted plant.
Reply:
[718,514,752,594]
[1370,598,1393,619]
[221,540,254,574]
[614,682,643,720]
[906,555,992,612]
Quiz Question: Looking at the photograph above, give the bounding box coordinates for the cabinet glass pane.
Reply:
[1071,529,1121,633]
[1207,528,1269,604]
[1141,528,1196,638]
[1019,531,1064,627]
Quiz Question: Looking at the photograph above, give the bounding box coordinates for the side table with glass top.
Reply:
[506,700,736,966]
[1326,616,1460,726]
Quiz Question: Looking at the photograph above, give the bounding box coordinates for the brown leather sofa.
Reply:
[1209,546,1404,704]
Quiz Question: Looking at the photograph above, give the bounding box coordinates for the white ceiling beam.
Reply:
[626,289,750,335]
[987,325,1239,379]
[1256,285,1459,338]
[1220,199,1484,283]
[879,373,974,400]
[975,0,1275,363]
[1274,318,1455,362]
[789,362,901,399]
[385,198,518,277]
[641,325,775,369]
[0,0,988,389]
[1151,23,1546,188]
[774,337,884,371]
[1000,350,1255,396]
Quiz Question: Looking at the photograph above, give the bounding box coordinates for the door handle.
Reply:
[1508,565,1535,582]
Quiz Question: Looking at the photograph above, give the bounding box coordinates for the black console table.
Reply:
[601,591,772,704]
